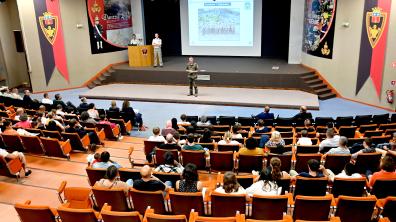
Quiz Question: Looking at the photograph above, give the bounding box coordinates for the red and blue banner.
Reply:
[33,0,69,85]
[356,0,391,97]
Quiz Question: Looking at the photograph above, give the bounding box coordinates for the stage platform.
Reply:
[80,84,320,110]
[103,57,315,91]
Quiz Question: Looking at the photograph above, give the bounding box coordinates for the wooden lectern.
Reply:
[128,45,154,67]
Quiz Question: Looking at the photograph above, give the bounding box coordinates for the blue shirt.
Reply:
[255,112,274,120]
[92,161,122,169]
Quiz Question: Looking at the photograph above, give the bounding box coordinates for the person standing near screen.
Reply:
[186,57,199,97]
[130,34,140,46]
[152,33,163,67]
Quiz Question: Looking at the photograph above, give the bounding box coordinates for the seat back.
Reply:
[236,175,255,189]
[315,117,334,126]
[354,115,372,126]
[364,130,384,137]
[64,187,92,209]
[373,114,389,124]
[1,134,24,152]
[371,135,392,145]
[294,176,328,197]
[335,116,353,127]
[153,172,181,188]
[61,133,87,152]
[217,144,240,152]
[169,191,204,217]
[324,154,351,175]
[154,148,178,166]
[296,145,319,154]
[180,150,206,170]
[144,140,164,155]
[355,152,381,174]
[275,117,294,126]
[211,192,246,217]
[92,187,130,211]
[293,195,332,221]
[14,202,57,222]
[210,151,234,172]
[379,123,396,130]
[118,168,141,182]
[130,188,165,215]
[295,154,322,173]
[86,167,107,186]
[251,195,288,220]
[101,209,142,222]
[371,179,396,199]
[331,177,366,197]
[237,117,255,126]
[106,110,121,119]
[145,213,187,222]
[381,197,396,222]
[42,130,63,140]
[25,128,43,136]
[186,116,198,122]
[268,145,292,155]
[0,156,22,178]
[96,123,118,140]
[335,196,377,222]
[20,135,45,155]
[57,207,98,222]
[40,137,68,159]
[347,137,365,147]
[218,116,236,126]
[267,154,292,172]
[196,143,215,151]
[237,154,263,173]
[338,126,357,138]
[359,124,377,133]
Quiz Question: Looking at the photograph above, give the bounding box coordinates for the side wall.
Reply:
[302,0,396,110]
[16,0,144,92]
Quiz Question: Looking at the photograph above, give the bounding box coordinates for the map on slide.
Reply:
[198,8,241,41]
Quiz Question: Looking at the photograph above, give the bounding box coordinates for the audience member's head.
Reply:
[202,128,212,140]
[4,120,12,128]
[245,137,258,150]
[166,120,172,128]
[300,106,308,113]
[152,127,161,136]
[16,108,24,116]
[304,119,312,127]
[104,165,118,181]
[186,126,195,134]
[364,137,373,148]
[257,119,265,127]
[12,88,18,94]
[140,165,152,179]
[31,121,39,129]
[174,132,180,141]
[344,163,357,176]
[47,120,58,131]
[24,90,30,96]
[165,134,174,143]
[233,123,241,133]
[270,157,282,181]
[43,93,49,99]
[187,133,195,143]
[171,118,178,130]
[110,100,117,108]
[270,131,282,141]
[80,97,87,103]
[100,151,111,163]
[307,159,320,173]
[301,130,308,138]
[19,113,28,122]
[182,163,198,184]
[122,100,130,110]
[381,155,395,172]
[164,151,176,165]
[88,103,95,109]
[200,116,207,123]
[54,94,61,100]
[223,131,233,141]
[39,105,46,112]
[264,105,270,113]
[69,119,77,128]
[180,114,187,122]
[56,104,63,110]
[80,111,90,121]
[339,136,348,147]
[326,128,335,139]
[222,171,240,193]
[99,114,106,121]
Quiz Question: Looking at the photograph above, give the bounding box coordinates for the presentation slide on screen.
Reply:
[180,0,262,57]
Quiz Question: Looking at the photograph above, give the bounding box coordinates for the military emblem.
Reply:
[141,48,148,55]
[321,42,331,56]
[91,0,101,13]
[39,12,58,45]
[366,7,387,48]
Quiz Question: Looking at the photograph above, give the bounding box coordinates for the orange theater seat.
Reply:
[100,203,143,222]
[57,181,92,209]
[14,200,58,222]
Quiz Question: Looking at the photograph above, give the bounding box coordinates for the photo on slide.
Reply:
[198,8,240,41]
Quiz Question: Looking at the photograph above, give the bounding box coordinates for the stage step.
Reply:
[301,72,337,101]
[86,66,118,89]
[319,92,337,100]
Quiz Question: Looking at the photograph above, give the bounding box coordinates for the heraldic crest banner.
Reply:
[303,0,337,59]
[34,0,69,85]
[356,0,391,97]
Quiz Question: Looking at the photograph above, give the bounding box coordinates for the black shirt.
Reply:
[159,143,181,151]
[133,179,165,191]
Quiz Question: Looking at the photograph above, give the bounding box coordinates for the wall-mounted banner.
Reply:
[33,0,69,85]
[356,0,391,97]
[87,0,133,54]
[303,0,337,59]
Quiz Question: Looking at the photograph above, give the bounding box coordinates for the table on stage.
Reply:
[128,45,154,67]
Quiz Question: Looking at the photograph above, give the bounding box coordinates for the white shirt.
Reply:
[319,135,340,151]
[335,170,362,179]
[130,38,140,45]
[246,180,282,196]
[152,38,162,48]
[148,135,166,142]
[215,186,246,195]
[297,137,313,146]
[218,140,240,145]
[42,98,53,105]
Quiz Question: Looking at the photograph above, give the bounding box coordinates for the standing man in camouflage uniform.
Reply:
[186,57,199,97]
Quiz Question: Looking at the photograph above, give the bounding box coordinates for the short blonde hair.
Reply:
[270,131,282,141]
[223,131,233,141]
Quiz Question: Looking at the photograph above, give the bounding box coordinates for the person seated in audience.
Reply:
[160,134,181,150]
[161,120,176,137]
[255,119,270,133]
[41,92,53,105]
[53,94,68,109]
[377,132,396,151]
[265,131,285,147]
[0,146,32,176]
[94,165,132,193]
[232,123,243,139]
[66,119,99,146]
[183,133,204,151]
[302,119,315,132]
[268,144,293,155]
[176,163,202,192]
[23,90,35,105]
[55,104,66,118]
[88,152,101,166]
[293,106,312,121]
[10,88,22,100]
[38,105,46,113]
[2,120,19,135]
[218,131,240,145]
[87,103,99,119]
[14,114,31,129]
[334,163,362,179]
[296,130,312,146]
[98,114,117,129]
[14,108,25,121]
[325,136,350,155]
[78,97,89,110]
[148,127,166,142]
[197,115,211,127]
[133,165,169,191]
[92,151,121,169]
[369,156,396,187]
[215,171,246,194]
[351,137,376,159]
[108,100,120,112]
[154,151,184,174]
[45,113,65,131]
[290,159,330,178]
[80,111,97,125]
[238,137,264,156]
[247,167,282,196]
[178,114,191,126]
[198,128,214,143]
[171,117,181,131]
[1,88,11,97]
[254,105,274,120]
[122,100,144,130]
[174,132,186,146]
[319,128,340,152]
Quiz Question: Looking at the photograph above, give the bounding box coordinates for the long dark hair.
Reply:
[270,157,282,181]
[259,167,278,192]
[121,100,130,111]
[171,118,179,130]
[223,171,240,193]
[182,163,198,185]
